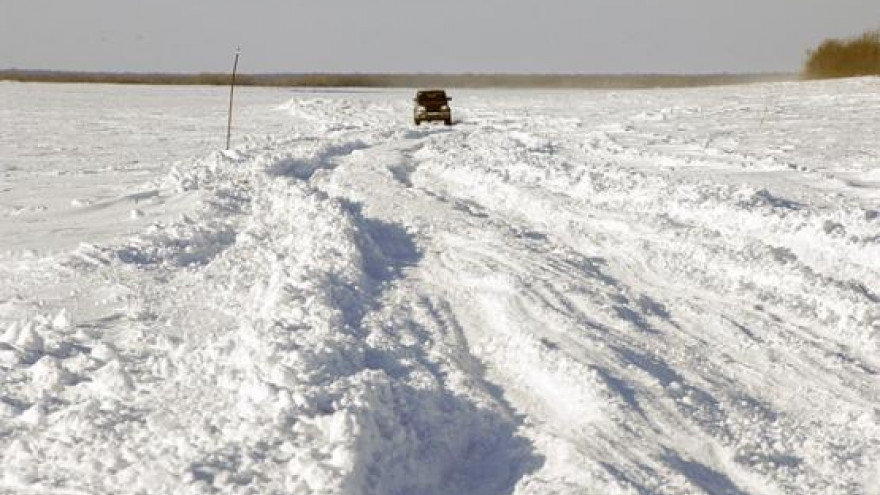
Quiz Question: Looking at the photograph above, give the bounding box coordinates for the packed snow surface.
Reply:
[1,79,879,495]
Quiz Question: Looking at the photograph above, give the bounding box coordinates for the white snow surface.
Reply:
[1,79,879,494]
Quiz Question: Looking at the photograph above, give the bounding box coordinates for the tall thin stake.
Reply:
[226,48,240,150]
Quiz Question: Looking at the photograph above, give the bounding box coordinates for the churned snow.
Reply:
[1,79,879,494]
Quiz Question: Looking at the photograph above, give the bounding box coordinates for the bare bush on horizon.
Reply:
[804,30,880,79]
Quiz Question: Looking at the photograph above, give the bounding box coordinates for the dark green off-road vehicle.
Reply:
[413,90,452,126]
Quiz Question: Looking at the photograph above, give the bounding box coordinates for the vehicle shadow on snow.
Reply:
[401,126,457,141]
[340,200,544,495]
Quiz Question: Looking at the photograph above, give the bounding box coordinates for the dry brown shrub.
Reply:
[804,30,880,79]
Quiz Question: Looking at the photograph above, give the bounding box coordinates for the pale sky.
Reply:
[2,0,879,74]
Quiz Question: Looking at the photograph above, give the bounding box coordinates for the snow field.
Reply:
[1,78,879,494]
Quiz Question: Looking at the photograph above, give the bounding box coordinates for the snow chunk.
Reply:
[51,308,72,330]
[15,320,44,353]
[91,342,120,363]
[0,320,20,345]
[19,403,45,426]
[0,399,19,418]
[30,356,75,391]
[0,348,19,366]
[91,360,134,396]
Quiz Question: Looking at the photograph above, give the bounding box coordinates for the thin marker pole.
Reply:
[226,48,240,150]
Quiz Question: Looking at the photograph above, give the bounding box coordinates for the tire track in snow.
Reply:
[400,102,879,494]
[314,128,740,493]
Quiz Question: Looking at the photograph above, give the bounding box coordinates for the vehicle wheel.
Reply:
[414,119,421,126]
[444,118,452,126]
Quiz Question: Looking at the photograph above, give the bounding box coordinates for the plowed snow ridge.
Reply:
[1,79,879,495]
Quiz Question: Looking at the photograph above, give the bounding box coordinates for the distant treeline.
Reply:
[804,30,880,79]
[0,70,793,89]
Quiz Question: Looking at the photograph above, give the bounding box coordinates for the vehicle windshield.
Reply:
[417,91,447,102]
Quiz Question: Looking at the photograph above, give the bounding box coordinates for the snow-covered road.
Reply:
[1,79,879,494]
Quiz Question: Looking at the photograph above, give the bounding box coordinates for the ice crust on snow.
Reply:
[1,79,879,494]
